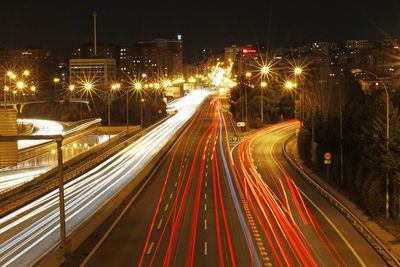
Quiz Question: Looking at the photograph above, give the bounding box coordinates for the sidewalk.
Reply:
[285,136,400,264]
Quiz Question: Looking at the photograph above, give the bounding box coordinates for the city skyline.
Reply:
[1,0,399,57]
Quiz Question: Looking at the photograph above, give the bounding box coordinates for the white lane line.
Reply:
[205,181,207,187]
[157,219,163,230]
[204,242,208,255]
[205,203,207,211]
[170,193,173,199]
[205,172,208,177]
[164,203,169,211]
[204,193,207,199]
[206,165,208,168]
[299,188,367,267]
[146,242,154,255]
[204,219,207,230]
[174,182,178,187]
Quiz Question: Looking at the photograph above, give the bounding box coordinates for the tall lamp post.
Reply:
[260,66,270,124]
[54,78,60,100]
[294,67,303,121]
[109,83,120,141]
[245,72,251,131]
[260,81,267,123]
[352,69,390,219]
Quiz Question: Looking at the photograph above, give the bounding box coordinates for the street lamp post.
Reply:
[260,81,267,123]
[352,69,390,219]
[260,66,270,124]
[245,72,251,131]
[140,98,144,128]
[294,67,303,121]
[54,78,60,100]
[109,83,120,141]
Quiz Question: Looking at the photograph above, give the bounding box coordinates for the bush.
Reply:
[298,127,311,161]
[362,174,385,217]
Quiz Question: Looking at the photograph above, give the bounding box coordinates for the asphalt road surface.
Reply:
[69,99,386,267]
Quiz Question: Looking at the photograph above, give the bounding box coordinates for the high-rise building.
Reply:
[69,58,117,94]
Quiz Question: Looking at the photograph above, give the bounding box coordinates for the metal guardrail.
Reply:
[282,134,400,266]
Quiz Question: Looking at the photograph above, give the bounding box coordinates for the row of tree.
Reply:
[297,65,400,218]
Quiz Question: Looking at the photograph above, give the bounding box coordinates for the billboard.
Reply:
[0,109,18,168]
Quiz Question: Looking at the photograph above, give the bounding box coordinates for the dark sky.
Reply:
[1,0,400,57]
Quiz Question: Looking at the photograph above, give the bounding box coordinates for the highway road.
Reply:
[73,95,257,266]
[73,101,387,267]
[231,121,385,266]
[0,90,209,266]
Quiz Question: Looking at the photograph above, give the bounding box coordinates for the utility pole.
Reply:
[93,11,97,56]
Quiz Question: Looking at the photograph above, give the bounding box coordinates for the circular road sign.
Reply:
[324,152,332,160]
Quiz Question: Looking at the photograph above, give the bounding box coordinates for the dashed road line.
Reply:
[170,193,173,199]
[164,203,169,211]
[204,219,207,230]
[146,242,154,255]
[204,242,208,255]
[205,203,207,211]
[157,219,163,230]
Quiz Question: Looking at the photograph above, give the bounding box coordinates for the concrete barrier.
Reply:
[34,112,198,266]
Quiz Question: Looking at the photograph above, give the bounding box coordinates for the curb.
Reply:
[282,134,400,267]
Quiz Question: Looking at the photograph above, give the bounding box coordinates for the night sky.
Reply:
[1,0,399,58]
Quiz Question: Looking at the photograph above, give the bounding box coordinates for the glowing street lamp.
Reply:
[261,66,269,75]
[69,85,75,91]
[84,83,92,90]
[17,81,25,89]
[30,86,36,92]
[285,81,294,90]
[294,67,302,75]
[23,70,30,76]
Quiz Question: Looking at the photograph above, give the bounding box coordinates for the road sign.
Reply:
[324,152,332,160]
[324,160,331,165]
[237,122,246,127]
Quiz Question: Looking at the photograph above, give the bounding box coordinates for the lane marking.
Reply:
[205,172,208,177]
[299,189,367,267]
[205,181,207,187]
[157,219,163,230]
[170,193,173,199]
[204,193,207,199]
[204,242,208,255]
[204,219,207,230]
[174,182,178,187]
[205,203,207,211]
[164,203,169,211]
[146,242,154,255]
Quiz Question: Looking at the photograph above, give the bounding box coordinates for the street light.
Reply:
[260,81,267,123]
[141,98,145,128]
[4,86,9,107]
[261,66,269,75]
[352,68,390,220]
[54,78,60,99]
[108,83,120,141]
[23,70,30,76]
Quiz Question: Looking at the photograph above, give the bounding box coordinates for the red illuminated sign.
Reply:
[242,49,257,54]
